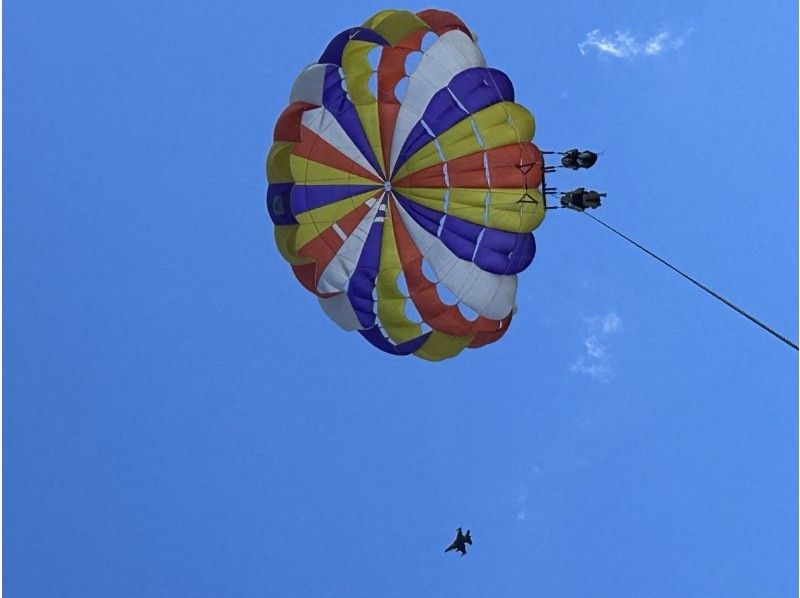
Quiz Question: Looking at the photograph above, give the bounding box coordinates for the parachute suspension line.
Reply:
[582,211,799,351]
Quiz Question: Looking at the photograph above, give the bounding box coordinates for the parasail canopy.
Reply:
[266,9,546,360]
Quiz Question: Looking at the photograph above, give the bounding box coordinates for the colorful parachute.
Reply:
[266,9,545,360]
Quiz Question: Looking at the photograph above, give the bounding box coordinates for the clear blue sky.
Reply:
[4,1,797,596]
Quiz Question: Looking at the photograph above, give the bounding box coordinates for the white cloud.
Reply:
[601,312,620,334]
[584,335,606,359]
[571,312,622,381]
[579,29,689,58]
[516,494,528,521]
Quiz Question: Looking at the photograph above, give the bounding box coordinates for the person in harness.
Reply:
[558,149,598,170]
[577,150,598,169]
[560,187,605,211]
[560,148,581,170]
